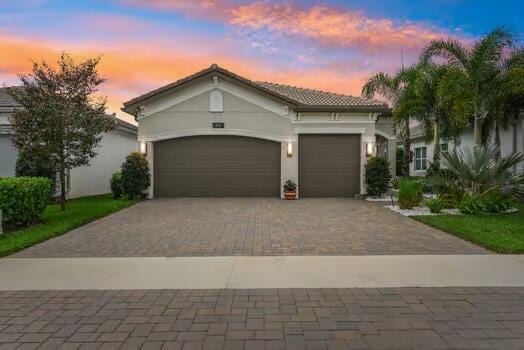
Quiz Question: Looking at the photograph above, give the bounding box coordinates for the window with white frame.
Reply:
[414,146,427,171]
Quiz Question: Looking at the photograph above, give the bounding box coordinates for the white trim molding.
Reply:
[294,127,366,134]
[138,129,296,143]
[375,129,396,140]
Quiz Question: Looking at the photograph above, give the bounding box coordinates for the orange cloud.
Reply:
[3,30,384,123]
[118,0,459,53]
[228,3,449,52]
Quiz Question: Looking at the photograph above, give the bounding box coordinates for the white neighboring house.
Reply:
[0,87,138,198]
[406,115,524,176]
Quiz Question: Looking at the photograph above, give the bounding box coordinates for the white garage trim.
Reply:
[294,127,366,134]
[139,129,297,143]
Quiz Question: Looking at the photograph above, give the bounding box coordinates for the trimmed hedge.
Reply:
[0,177,52,226]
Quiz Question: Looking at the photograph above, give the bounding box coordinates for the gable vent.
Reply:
[210,89,223,112]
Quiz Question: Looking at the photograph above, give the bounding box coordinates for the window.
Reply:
[414,147,427,171]
[440,143,448,153]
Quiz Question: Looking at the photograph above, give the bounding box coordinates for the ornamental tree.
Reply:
[8,53,115,210]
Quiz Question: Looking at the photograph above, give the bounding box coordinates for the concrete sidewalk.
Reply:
[1,255,523,290]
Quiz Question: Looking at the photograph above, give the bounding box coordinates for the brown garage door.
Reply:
[299,134,361,197]
[154,136,281,197]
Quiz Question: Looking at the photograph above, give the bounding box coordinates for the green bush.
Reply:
[481,190,513,214]
[0,177,52,226]
[365,157,391,197]
[110,172,123,199]
[458,193,485,215]
[398,179,423,209]
[425,195,446,214]
[121,152,150,199]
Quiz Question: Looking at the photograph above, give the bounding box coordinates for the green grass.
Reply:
[414,204,524,254]
[0,194,138,257]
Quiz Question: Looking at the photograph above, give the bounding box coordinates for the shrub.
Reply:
[425,195,446,214]
[121,152,150,199]
[365,157,391,197]
[110,172,123,199]
[397,179,423,209]
[458,194,485,215]
[481,190,513,214]
[0,177,52,226]
[283,180,297,192]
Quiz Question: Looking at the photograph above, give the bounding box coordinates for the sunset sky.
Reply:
[1,0,523,122]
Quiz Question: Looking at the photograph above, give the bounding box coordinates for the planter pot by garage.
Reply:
[284,191,297,200]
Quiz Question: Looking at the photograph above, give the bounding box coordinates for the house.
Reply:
[406,118,524,176]
[0,87,138,198]
[123,64,395,198]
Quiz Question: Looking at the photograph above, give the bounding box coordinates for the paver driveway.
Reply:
[1,287,523,349]
[13,198,486,257]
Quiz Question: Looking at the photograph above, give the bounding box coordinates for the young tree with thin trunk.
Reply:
[8,53,115,210]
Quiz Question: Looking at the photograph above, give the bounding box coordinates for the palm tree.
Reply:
[484,48,524,155]
[362,68,418,176]
[421,27,515,146]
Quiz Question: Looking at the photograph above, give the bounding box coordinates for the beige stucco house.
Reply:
[123,64,395,198]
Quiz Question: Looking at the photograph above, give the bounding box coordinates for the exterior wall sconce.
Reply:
[287,142,293,158]
[140,141,147,155]
[366,142,374,157]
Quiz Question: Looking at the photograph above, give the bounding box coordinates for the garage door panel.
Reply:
[154,136,280,197]
[299,134,361,197]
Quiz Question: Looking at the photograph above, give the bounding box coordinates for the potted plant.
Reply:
[283,180,297,200]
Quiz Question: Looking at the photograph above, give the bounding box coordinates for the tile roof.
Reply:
[256,81,386,108]
[123,64,389,113]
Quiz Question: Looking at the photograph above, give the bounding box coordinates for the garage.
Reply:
[299,134,361,197]
[154,135,281,197]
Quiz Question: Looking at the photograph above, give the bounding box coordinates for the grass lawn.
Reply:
[414,204,524,254]
[0,194,138,257]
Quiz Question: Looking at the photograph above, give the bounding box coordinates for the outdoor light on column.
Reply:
[366,142,373,157]
[287,142,293,158]
[140,141,147,155]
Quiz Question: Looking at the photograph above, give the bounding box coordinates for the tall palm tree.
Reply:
[421,27,514,146]
[484,48,524,155]
[362,67,418,176]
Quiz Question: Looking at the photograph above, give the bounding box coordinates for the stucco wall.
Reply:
[0,134,17,177]
[136,76,387,197]
[408,120,524,176]
[69,129,137,198]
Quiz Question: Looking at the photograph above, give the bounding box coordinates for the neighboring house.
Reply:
[123,64,395,198]
[406,117,524,176]
[0,87,138,198]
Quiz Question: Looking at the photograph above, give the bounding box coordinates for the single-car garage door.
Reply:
[154,136,281,197]
[299,134,361,197]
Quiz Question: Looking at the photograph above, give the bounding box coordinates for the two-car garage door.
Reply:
[154,136,281,197]
[154,135,361,197]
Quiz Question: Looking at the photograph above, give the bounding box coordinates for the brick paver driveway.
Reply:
[1,287,523,349]
[14,198,486,257]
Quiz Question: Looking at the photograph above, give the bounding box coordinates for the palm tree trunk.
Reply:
[494,120,501,159]
[433,121,441,170]
[403,118,411,176]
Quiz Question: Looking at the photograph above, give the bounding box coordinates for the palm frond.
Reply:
[361,72,399,103]
[421,38,469,69]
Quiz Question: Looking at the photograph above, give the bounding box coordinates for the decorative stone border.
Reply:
[385,205,461,217]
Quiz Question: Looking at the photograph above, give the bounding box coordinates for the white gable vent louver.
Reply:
[210,89,223,112]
